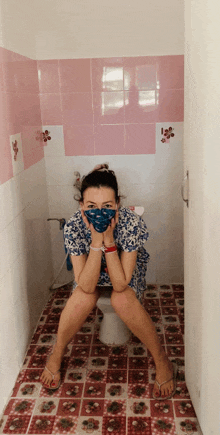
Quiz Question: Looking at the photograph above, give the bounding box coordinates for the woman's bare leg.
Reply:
[40,286,100,388]
[111,287,175,398]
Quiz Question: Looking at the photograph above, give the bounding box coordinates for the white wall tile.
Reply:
[43,125,65,157]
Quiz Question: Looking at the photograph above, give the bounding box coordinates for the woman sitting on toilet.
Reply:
[40,163,177,400]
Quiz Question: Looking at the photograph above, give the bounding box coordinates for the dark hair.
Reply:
[74,164,121,203]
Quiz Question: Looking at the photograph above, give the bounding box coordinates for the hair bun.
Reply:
[92,163,109,172]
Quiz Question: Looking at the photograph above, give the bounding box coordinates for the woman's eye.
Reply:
[88,205,95,208]
[104,204,112,208]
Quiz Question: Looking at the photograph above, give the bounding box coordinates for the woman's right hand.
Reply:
[81,209,104,247]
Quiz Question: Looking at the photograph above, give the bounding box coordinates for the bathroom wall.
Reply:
[0,46,53,413]
[40,56,184,285]
[0,0,184,415]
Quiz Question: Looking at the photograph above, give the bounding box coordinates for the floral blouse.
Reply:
[64,206,150,300]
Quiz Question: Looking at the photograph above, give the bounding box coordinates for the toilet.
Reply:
[96,288,131,345]
[96,206,145,346]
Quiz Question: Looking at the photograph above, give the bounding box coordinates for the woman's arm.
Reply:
[71,250,102,294]
[70,209,104,294]
[104,249,137,293]
[103,210,137,292]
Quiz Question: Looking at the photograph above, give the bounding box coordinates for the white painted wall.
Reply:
[0,159,53,413]
[184,0,220,433]
[0,0,183,59]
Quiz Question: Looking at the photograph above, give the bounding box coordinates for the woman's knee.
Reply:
[69,285,100,307]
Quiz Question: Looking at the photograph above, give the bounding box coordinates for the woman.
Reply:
[40,164,177,399]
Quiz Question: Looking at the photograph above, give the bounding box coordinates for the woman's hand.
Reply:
[103,209,119,246]
[81,209,104,247]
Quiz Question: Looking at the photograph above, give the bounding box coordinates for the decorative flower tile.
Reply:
[41,324,58,334]
[160,298,176,307]
[128,345,147,357]
[64,369,87,383]
[103,399,126,416]
[165,334,184,345]
[173,292,184,299]
[34,345,53,357]
[108,357,127,370]
[33,398,59,415]
[175,417,203,435]
[79,325,95,334]
[57,399,81,417]
[127,417,151,434]
[172,284,184,291]
[71,346,90,358]
[86,370,107,384]
[2,414,31,434]
[81,399,104,417]
[60,383,84,399]
[52,415,78,434]
[28,355,47,369]
[164,324,182,335]
[105,384,127,399]
[127,399,151,417]
[77,416,102,434]
[127,384,150,399]
[151,416,176,435]
[16,383,41,398]
[83,383,106,399]
[162,315,180,325]
[3,399,36,416]
[108,346,128,357]
[91,345,109,357]
[106,370,127,384]
[173,401,197,418]
[92,333,104,345]
[150,400,174,418]
[40,385,63,399]
[37,334,57,346]
[159,285,172,291]
[174,384,190,400]
[130,335,142,344]
[161,306,178,316]
[128,370,148,385]
[28,415,55,433]
[72,334,92,345]
[102,416,126,435]
[88,357,108,370]
[166,345,184,358]
[68,357,88,369]
[128,357,148,370]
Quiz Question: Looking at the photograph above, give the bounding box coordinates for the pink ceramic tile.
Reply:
[21,126,44,170]
[40,93,62,125]
[125,124,155,154]
[93,91,124,124]
[61,92,93,125]
[0,64,4,92]
[37,60,59,94]
[91,58,124,92]
[124,89,157,123]
[59,59,91,92]
[123,56,159,91]
[157,89,184,122]
[94,124,125,155]
[158,55,184,90]
[64,124,94,156]
[2,59,39,94]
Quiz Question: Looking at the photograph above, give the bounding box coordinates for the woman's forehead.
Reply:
[84,186,115,202]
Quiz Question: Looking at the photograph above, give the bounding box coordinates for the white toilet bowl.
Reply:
[96,288,131,345]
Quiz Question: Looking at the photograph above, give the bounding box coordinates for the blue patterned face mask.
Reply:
[84,208,116,233]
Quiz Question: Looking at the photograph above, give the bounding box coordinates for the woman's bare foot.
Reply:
[153,357,175,398]
[40,347,63,389]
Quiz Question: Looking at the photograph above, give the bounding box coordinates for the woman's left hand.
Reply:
[103,210,119,246]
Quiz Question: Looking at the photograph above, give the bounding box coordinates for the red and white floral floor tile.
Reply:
[0,283,203,435]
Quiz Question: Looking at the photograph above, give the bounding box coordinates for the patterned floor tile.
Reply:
[0,282,204,435]
[81,399,104,416]
[77,416,102,434]
[56,399,81,417]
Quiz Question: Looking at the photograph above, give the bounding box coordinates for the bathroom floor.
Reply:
[0,283,203,435]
